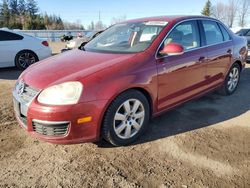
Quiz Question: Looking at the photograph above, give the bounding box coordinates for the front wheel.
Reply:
[15,50,38,70]
[102,90,150,146]
[218,63,241,95]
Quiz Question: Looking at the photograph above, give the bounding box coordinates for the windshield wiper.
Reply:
[79,45,85,51]
[79,42,88,51]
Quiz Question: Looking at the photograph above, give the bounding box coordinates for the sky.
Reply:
[37,0,228,28]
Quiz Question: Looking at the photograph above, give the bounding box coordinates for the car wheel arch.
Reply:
[97,87,154,140]
[234,60,242,71]
[225,59,243,77]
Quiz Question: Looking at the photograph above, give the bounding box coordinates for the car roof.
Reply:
[125,15,217,23]
[0,29,23,35]
[0,29,44,41]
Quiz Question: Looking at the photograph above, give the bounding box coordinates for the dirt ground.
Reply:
[0,44,249,187]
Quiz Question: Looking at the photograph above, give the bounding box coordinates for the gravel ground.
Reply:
[0,44,249,187]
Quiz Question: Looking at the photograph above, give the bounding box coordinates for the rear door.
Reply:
[0,30,24,67]
[156,20,208,111]
[200,20,233,88]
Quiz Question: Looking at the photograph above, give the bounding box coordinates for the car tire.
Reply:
[218,63,241,96]
[15,50,39,70]
[102,90,150,146]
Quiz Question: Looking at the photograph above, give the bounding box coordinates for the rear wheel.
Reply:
[102,90,150,146]
[15,50,38,70]
[218,63,241,95]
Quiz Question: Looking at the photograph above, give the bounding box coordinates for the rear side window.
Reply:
[0,31,24,41]
[202,20,223,45]
[218,24,231,41]
[164,20,201,51]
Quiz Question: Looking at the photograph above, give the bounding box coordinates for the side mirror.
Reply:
[159,43,184,56]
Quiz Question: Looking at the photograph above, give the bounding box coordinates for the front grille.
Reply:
[14,81,39,129]
[32,121,69,136]
[19,84,39,104]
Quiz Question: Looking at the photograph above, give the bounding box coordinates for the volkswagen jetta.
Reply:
[13,16,247,146]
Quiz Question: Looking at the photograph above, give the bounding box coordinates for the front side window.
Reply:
[164,21,200,51]
[0,31,24,41]
[202,20,223,45]
[84,21,167,53]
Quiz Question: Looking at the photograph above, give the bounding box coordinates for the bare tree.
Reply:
[227,0,239,27]
[64,21,84,30]
[212,2,228,24]
[95,20,106,30]
[212,0,239,27]
[238,0,250,27]
[87,21,95,30]
[111,15,126,25]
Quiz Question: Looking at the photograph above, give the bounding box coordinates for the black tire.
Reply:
[217,63,241,96]
[15,50,39,70]
[102,90,150,146]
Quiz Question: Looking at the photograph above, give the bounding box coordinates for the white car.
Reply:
[0,29,52,69]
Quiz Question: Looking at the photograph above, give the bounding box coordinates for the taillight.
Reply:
[42,41,49,47]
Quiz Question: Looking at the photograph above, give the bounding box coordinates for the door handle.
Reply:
[227,49,232,54]
[199,56,206,62]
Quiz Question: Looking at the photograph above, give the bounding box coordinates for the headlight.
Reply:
[38,82,83,105]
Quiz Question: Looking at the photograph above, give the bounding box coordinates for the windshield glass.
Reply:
[84,21,168,53]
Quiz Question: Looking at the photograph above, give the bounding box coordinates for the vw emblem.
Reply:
[17,81,25,95]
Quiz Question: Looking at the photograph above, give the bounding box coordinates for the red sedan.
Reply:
[13,16,247,146]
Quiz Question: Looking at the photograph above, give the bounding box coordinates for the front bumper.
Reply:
[35,47,52,60]
[13,90,108,144]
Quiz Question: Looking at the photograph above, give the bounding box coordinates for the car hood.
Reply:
[21,49,138,90]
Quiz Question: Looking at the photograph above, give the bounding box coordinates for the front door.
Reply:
[156,20,207,111]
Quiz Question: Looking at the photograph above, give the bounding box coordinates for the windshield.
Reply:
[84,21,168,53]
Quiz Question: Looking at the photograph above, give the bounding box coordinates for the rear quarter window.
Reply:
[218,24,231,41]
[0,31,24,41]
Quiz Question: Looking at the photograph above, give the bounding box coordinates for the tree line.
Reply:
[0,0,84,30]
[201,0,250,28]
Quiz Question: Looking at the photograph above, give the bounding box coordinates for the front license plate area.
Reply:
[13,98,28,129]
[13,98,21,116]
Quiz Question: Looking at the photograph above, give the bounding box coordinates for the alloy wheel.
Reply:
[113,99,145,139]
[227,67,239,92]
[18,52,36,69]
